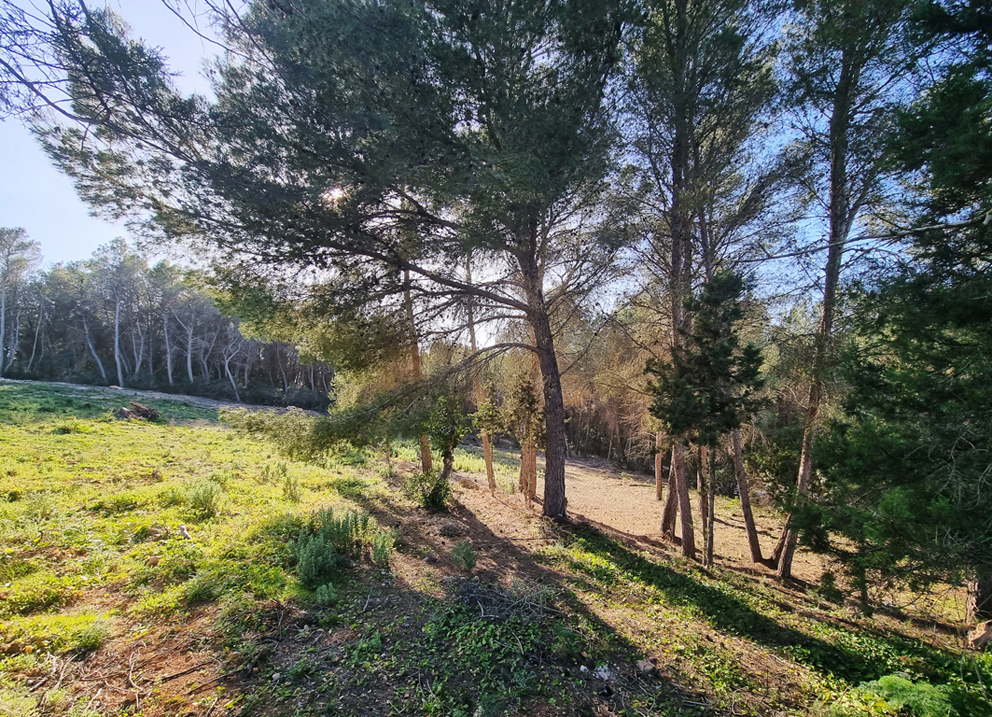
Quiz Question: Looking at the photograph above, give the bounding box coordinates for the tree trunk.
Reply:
[381,438,393,477]
[698,445,709,545]
[224,345,241,402]
[113,298,125,386]
[163,312,174,385]
[403,270,432,474]
[519,436,537,507]
[655,431,665,500]
[705,447,716,567]
[522,274,569,519]
[0,280,6,377]
[275,342,289,393]
[674,440,696,560]
[776,46,857,581]
[27,307,42,370]
[7,306,21,372]
[732,428,763,564]
[466,256,497,496]
[83,316,107,382]
[440,451,454,480]
[968,575,992,623]
[661,448,680,537]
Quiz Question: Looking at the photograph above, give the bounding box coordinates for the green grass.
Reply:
[537,526,992,715]
[1,381,989,717]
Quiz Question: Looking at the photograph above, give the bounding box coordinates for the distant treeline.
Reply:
[0,234,331,410]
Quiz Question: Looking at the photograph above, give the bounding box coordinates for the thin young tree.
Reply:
[772,0,917,579]
[648,270,764,566]
[627,0,786,557]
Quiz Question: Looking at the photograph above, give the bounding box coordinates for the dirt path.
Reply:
[459,450,826,585]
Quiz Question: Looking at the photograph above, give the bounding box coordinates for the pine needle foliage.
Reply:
[647,271,765,447]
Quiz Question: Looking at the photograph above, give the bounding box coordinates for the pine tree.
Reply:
[648,271,764,565]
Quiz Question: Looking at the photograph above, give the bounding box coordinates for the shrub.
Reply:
[294,507,394,585]
[372,532,394,566]
[404,470,452,512]
[314,583,338,607]
[158,485,186,507]
[864,675,954,717]
[452,541,477,572]
[185,479,224,521]
[185,572,224,605]
[283,473,303,502]
[295,532,345,588]
[72,620,110,653]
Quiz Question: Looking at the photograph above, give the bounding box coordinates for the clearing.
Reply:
[1,381,988,717]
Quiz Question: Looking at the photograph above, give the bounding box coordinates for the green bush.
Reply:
[185,479,224,521]
[372,532,394,566]
[72,620,110,653]
[865,675,954,717]
[313,507,372,557]
[295,532,346,588]
[452,541,477,572]
[294,507,393,586]
[282,473,303,502]
[404,470,452,512]
[185,572,224,605]
[314,583,338,607]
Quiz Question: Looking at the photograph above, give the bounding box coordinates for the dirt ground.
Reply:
[462,452,828,586]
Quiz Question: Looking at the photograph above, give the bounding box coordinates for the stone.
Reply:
[439,523,464,537]
[458,477,481,490]
[636,659,656,675]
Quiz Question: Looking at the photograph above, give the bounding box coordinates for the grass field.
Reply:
[1,381,990,717]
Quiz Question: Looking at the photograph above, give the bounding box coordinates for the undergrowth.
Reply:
[1,382,989,717]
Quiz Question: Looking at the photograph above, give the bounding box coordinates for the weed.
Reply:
[158,485,186,507]
[404,470,452,512]
[185,479,225,521]
[286,656,316,680]
[0,572,77,617]
[185,572,224,605]
[71,619,111,652]
[313,583,338,607]
[295,532,347,588]
[372,532,394,566]
[0,612,111,654]
[92,490,144,515]
[282,473,303,502]
[452,542,477,572]
[51,420,88,434]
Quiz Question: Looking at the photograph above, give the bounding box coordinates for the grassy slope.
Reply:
[0,382,990,717]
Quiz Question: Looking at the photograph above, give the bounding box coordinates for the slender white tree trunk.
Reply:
[7,306,22,372]
[113,298,125,386]
[0,281,7,378]
[27,308,43,370]
[163,312,174,385]
[83,316,108,382]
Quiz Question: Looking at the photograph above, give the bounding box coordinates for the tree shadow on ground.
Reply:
[336,478,713,715]
[555,521,959,686]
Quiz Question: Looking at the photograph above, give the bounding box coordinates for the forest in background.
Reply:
[0,233,332,409]
[1,0,990,622]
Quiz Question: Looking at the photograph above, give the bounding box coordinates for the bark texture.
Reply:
[968,575,992,624]
[731,428,763,564]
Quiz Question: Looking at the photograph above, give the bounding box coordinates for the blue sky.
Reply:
[0,1,219,267]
